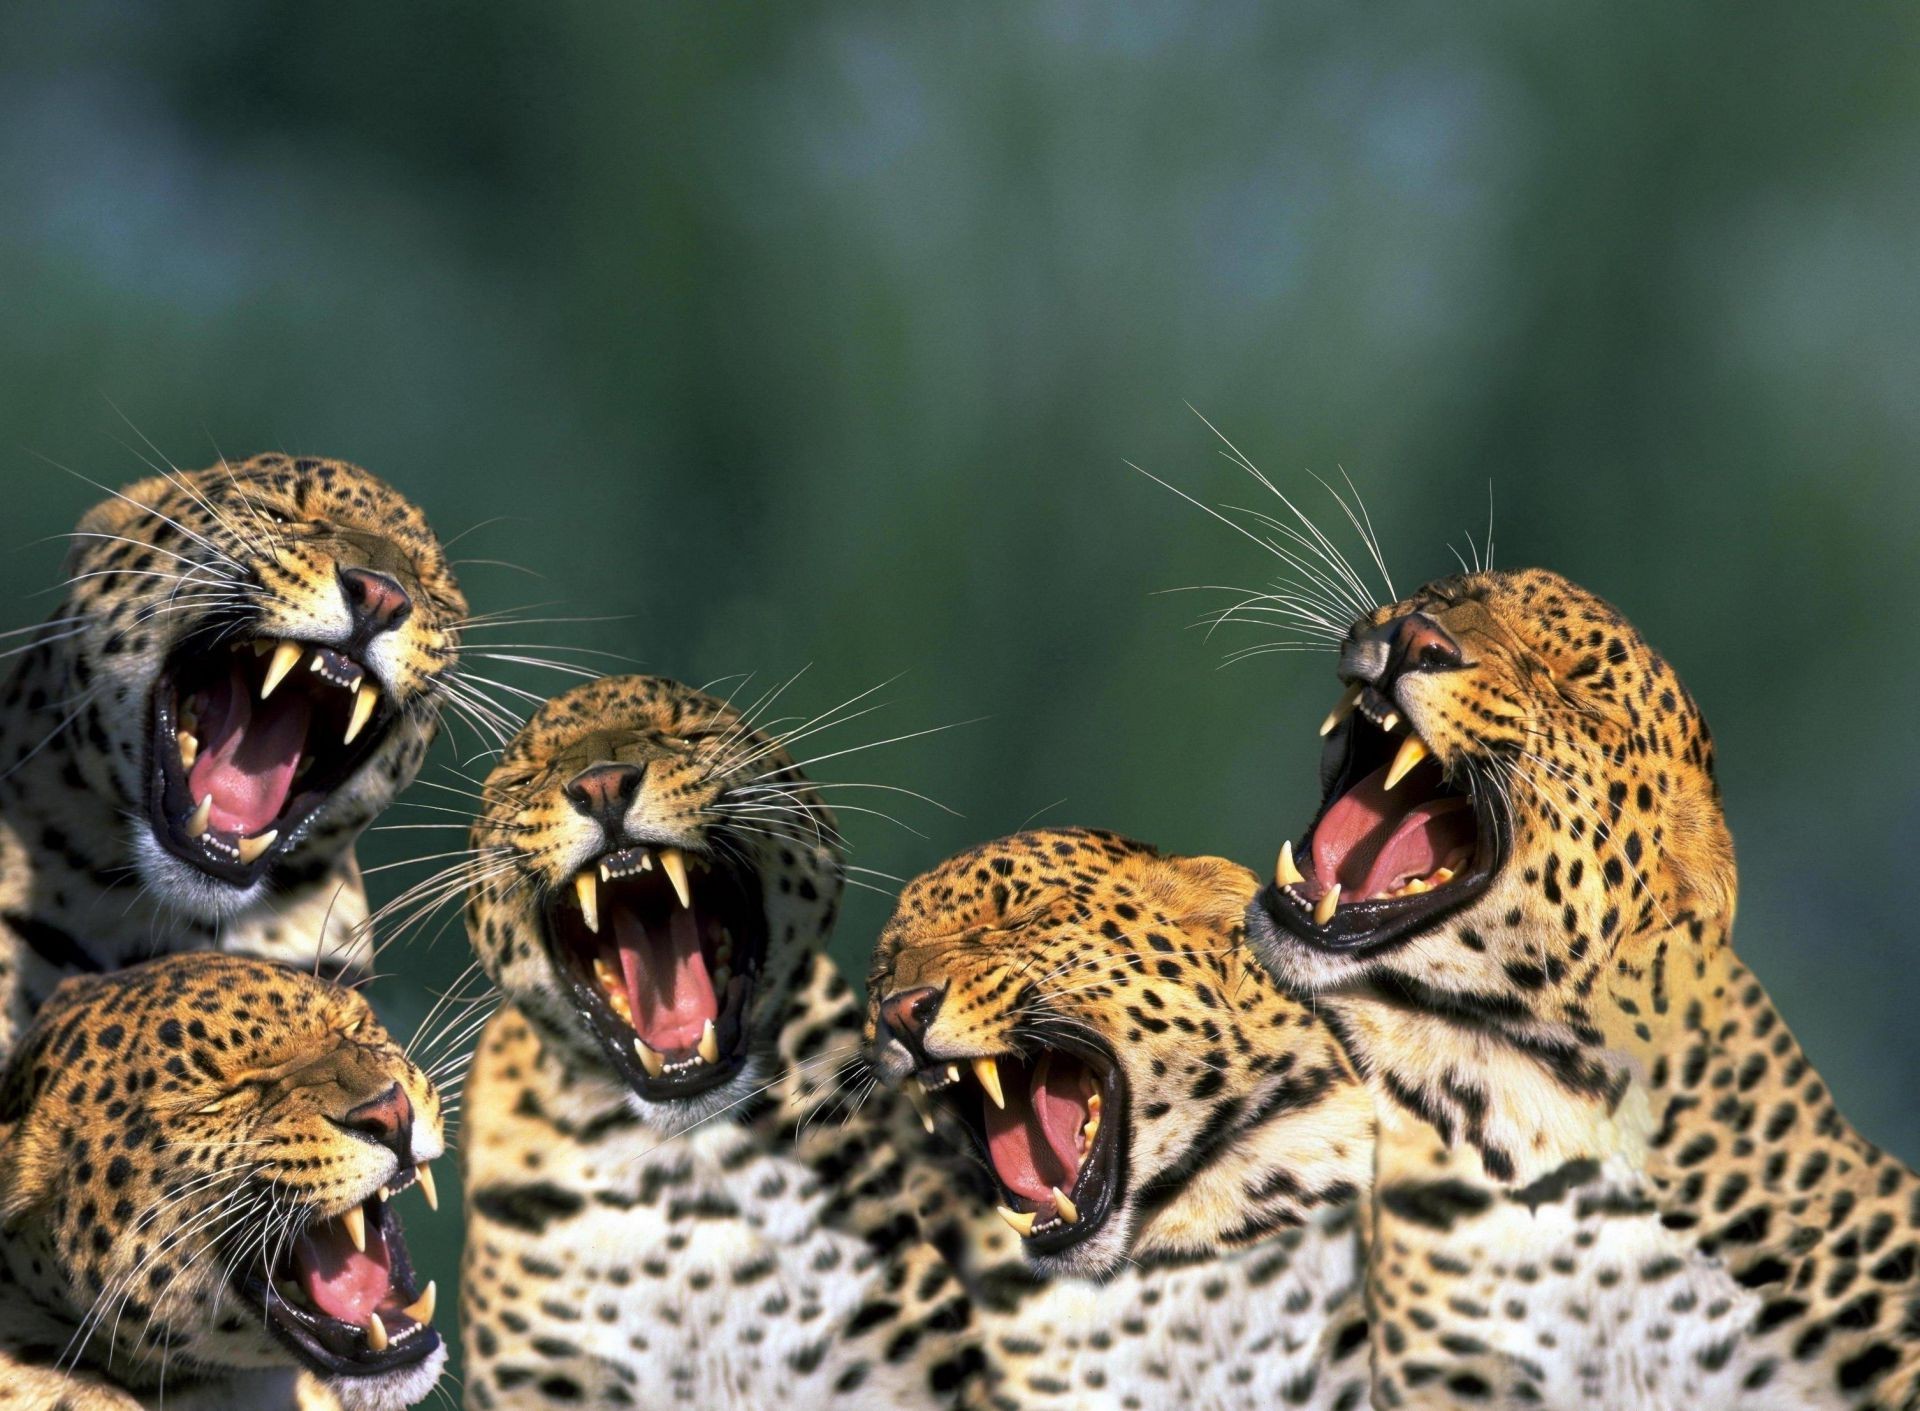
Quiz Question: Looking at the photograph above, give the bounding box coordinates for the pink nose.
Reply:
[338,567,412,635]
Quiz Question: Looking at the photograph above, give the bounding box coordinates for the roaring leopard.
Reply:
[0,951,447,1410]
[865,827,1374,1411]
[1246,567,1920,1408]
[0,455,467,1056]
[458,674,972,1408]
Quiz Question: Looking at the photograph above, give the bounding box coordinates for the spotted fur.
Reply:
[867,828,1374,1411]
[0,456,466,1056]
[0,953,446,1411]
[459,676,971,1408]
[1249,568,1920,1409]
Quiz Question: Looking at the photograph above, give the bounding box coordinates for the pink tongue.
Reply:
[187,662,310,836]
[295,1216,391,1324]
[616,905,717,1052]
[983,1055,1088,1203]
[1311,760,1475,900]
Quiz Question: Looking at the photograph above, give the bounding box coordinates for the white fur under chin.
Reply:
[130,826,265,922]
[327,1341,448,1411]
[624,1051,770,1135]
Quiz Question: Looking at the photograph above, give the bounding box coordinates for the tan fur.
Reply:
[0,455,465,1057]
[0,954,445,1410]
[868,828,1374,1410]
[1250,568,1920,1409]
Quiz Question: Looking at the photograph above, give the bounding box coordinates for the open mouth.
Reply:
[909,1040,1123,1256]
[240,1169,440,1377]
[149,636,396,885]
[544,844,768,1100]
[1256,683,1505,955]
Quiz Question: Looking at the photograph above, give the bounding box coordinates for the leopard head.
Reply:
[466,674,843,1131]
[0,954,446,1410]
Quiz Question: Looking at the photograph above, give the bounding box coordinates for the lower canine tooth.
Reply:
[1314,884,1341,926]
[400,1280,437,1326]
[574,870,600,934]
[344,682,379,745]
[1276,840,1304,886]
[905,1084,936,1134]
[996,1204,1036,1237]
[186,794,213,839]
[236,830,277,865]
[365,1311,388,1353]
[697,1018,720,1065]
[635,1037,665,1077]
[1051,1187,1078,1222]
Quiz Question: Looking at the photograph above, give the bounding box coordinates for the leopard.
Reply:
[0,454,469,1059]
[0,950,448,1411]
[864,826,1375,1411]
[458,674,974,1409]
[1244,565,1920,1409]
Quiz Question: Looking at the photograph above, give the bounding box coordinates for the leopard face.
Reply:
[866,828,1371,1280]
[1247,567,1733,1069]
[465,674,844,1131]
[56,454,466,918]
[0,953,446,1410]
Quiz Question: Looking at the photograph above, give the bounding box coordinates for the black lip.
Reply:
[146,632,397,887]
[1252,707,1509,959]
[916,1031,1127,1257]
[541,846,767,1102]
[236,1192,441,1378]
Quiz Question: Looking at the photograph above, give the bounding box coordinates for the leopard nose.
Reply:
[338,566,413,639]
[879,986,944,1064]
[1340,612,1464,692]
[564,762,645,838]
[337,1081,414,1164]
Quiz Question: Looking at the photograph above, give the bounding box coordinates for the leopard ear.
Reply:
[64,474,180,578]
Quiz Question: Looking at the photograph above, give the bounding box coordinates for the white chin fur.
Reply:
[625,1051,769,1136]
[130,827,265,922]
[327,1341,448,1411]
[1027,1205,1133,1282]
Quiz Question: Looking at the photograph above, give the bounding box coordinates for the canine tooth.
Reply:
[365,1311,388,1353]
[697,1019,720,1065]
[1276,840,1304,886]
[575,870,600,934]
[660,848,692,908]
[1384,735,1430,790]
[1380,711,1402,734]
[995,1205,1036,1237]
[1319,683,1362,737]
[635,1037,665,1077]
[973,1057,1006,1111]
[236,830,277,865]
[261,641,303,699]
[177,730,198,769]
[1051,1187,1079,1222]
[344,682,379,745]
[416,1163,438,1212]
[400,1280,436,1326]
[186,794,213,838]
[1314,884,1341,926]
[905,1083,936,1134]
[342,1205,366,1253]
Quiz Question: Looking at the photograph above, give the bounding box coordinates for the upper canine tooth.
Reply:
[1051,1187,1079,1222]
[236,830,277,865]
[1276,840,1304,886]
[973,1057,1006,1110]
[342,1205,366,1253]
[400,1280,436,1326]
[995,1204,1036,1237]
[1384,735,1430,790]
[186,794,213,839]
[261,641,303,699]
[1314,884,1341,926]
[1319,683,1362,737]
[364,1310,388,1353]
[634,1036,666,1077]
[574,870,600,934]
[415,1163,438,1212]
[660,848,692,909]
[697,1018,720,1065]
[344,682,379,745]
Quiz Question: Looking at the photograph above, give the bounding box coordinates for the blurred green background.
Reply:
[4,0,1918,1386]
